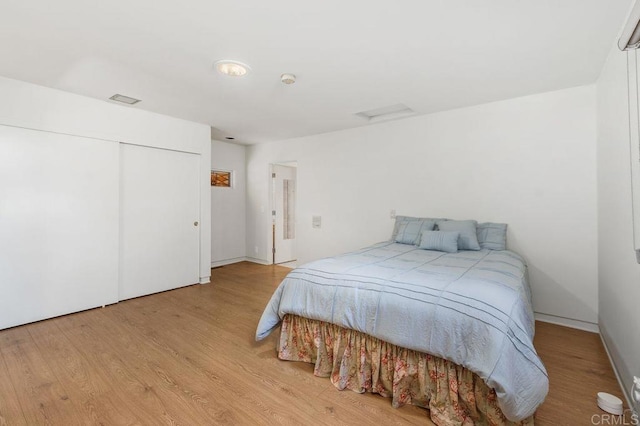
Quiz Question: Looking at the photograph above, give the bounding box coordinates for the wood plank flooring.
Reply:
[0,262,627,425]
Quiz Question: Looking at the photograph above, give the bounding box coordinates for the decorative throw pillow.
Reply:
[418,231,460,253]
[391,216,446,242]
[436,220,481,251]
[394,219,436,245]
[477,222,508,250]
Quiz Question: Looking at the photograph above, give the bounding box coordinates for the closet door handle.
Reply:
[194,221,199,226]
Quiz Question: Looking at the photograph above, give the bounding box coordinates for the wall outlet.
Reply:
[254,246,259,254]
[312,216,321,229]
[390,209,396,219]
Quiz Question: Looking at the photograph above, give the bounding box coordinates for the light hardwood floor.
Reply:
[0,262,627,425]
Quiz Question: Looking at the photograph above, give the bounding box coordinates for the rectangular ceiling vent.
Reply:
[109,94,141,105]
[355,103,415,123]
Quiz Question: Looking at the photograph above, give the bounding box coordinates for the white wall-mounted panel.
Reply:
[119,144,200,300]
[0,125,119,329]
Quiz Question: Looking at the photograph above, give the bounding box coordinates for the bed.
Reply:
[256,217,548,425]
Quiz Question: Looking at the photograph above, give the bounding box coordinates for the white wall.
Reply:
[597,43,640,406]
[0,75,211,328]
[211,139,247,266]
[0,77,206,154]
[247,85,598,326]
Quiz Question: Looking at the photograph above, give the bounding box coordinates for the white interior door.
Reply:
[273,164,296,264]
[0,125,119,329]
[120,144,200,300]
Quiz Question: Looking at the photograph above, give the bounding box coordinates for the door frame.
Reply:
[269,161,298,265]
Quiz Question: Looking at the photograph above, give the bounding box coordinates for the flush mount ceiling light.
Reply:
[109,94,141,105]
[215,60,250,77]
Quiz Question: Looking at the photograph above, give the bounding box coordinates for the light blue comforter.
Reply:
[256,242,548,421]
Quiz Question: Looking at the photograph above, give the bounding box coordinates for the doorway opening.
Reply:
[270,162,297,266]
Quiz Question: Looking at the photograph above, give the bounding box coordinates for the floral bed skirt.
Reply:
[278,314,534,426]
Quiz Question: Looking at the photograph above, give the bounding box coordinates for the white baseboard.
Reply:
[210,257,249,268]
[599,325,635,413]
[209,257,274,268]
[245,257,271,266]
[199,276,210,284]
[534,312,599,333]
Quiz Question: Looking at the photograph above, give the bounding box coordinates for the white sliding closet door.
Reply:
[0,125,119,330]
[119,144,200,300]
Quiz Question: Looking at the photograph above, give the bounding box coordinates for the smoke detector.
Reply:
[281,73,296,85]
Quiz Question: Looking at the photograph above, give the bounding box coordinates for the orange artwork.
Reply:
[211,170,231,187]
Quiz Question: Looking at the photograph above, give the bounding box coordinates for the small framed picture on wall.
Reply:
[211,170,232,188]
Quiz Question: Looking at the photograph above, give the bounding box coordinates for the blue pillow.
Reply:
[419,231,460,253]
[394,219,436,245]
[391,216,445,243]
[477,222,507,250]
[436,220,481,251]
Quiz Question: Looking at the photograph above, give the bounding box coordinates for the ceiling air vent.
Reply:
[109,94,141,105]
[355,103,415,123]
